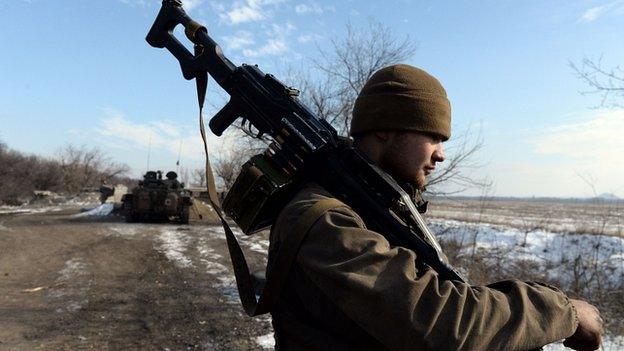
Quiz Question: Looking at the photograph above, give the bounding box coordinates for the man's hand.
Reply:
[563,299,604,351]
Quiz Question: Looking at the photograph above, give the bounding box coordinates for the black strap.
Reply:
[194,62,343,316]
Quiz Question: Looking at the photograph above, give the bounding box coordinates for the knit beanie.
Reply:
[351,64,451,140]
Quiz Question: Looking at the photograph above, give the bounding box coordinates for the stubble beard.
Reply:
[379,147,426,191]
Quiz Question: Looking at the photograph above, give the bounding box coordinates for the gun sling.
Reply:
[196,73,344,316]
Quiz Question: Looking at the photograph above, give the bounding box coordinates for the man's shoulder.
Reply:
[279,182,342,219]
[274,182,362,231]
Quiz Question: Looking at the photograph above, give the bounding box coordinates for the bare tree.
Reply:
[518,213,550,247]
[57,145,129,193]
[425,128,492,196]
[0,143,129,204]
[192,168,207,188]
[213,136,261,192]
[570,56,624,107]
[470,184,494,259]
[0,145,59,204]
[296,20,417,135]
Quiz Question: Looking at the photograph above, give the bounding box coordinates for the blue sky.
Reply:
[1,0,623,197]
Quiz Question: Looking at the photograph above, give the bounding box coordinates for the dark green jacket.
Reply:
[268,183,577,351]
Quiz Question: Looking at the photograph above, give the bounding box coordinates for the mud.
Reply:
[0,208,273,350]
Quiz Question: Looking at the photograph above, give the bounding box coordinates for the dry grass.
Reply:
[432,197,624,339]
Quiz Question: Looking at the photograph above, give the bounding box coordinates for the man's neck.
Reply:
[354,139,382,165]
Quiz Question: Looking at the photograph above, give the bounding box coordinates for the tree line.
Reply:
[0,141,130,205]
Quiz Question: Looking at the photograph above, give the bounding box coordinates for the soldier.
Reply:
[268,64,603,350]
[99,177,114,204]
[165,171,181,189]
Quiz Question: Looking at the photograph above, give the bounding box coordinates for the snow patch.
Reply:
[196,235,240,303]
[58,258,87,282]
[430,218,624,285]
[246,242,267,253]
[71,203,114,217]
[48,258,91,313]
[108,224,140,237]
[0,205,63,215]
[156,229,193,268]
[0,205,20,214]
[255,333,275,349]
[214,275,239,304]
[197,239,228,274]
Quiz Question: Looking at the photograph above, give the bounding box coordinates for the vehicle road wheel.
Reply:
[179,206,190,224]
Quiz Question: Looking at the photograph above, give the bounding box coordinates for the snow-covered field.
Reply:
[428,199,624,237]
[430,218,624,351]
[430,219,624,285]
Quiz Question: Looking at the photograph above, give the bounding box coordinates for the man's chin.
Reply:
[402,178,425,192]
[413,174,426,190]
[384,169,424,191]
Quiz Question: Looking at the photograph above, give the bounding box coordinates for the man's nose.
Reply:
[433,144,445,162]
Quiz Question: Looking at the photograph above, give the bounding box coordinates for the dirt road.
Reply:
[0,207,273,350]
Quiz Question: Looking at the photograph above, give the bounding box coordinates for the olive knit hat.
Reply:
[351,64,451,140]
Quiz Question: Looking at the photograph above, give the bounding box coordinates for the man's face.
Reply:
[378,131,445,190]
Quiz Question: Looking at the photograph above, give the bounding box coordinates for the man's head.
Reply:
[351,64,451,189]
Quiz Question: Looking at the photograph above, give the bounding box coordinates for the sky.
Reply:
[1,0,623,198]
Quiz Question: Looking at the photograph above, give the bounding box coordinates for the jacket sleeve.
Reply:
[295,206,578,351]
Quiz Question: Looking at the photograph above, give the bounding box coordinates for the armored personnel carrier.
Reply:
[121,170,192,224]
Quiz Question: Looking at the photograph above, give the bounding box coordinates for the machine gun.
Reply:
[146,0,465,315]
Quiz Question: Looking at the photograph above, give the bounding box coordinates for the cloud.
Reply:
[221,23,294,58]
[579,1,624,22]
[219,0,287,25]
[295,3,322,14]
[297,33,322,43]
[242,38,287,57]
[580,5,608,22]
[525,108,624,196]
[117,0,149,7]
[211,2,297,60]
[268,22,296,36]
[209,1,226,12]
[294,1,334,14]
[118,0,202,11]
[221,5,265,24]
[531,108,624,162]
[181,0,203,11]
[297,34,313,43]
[96,108,231,163]
[223,31,255,50]
[456,109,624,197]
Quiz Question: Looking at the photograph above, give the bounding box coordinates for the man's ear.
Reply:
[373,131,392,142]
